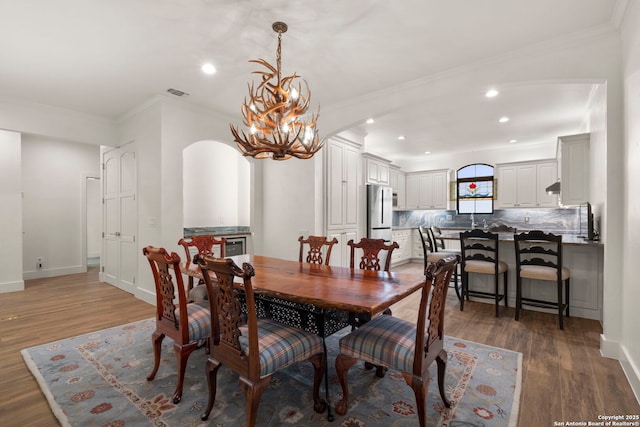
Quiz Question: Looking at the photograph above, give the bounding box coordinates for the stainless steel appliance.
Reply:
[367,184,393,242]
[225,236,246,256]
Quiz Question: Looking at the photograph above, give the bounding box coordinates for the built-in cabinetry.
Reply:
[557,133,590,206]
[327,137,360,267]
[363,153,390,185]
[405,170,449,210]
[495,160,557,208]
[389,165,406,209]
[390,229,412,266]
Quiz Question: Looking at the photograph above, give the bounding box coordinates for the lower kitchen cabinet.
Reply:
[328,229,357,268]
[391,229,413,266]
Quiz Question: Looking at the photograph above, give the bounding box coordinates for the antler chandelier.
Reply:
[230,22,324,160]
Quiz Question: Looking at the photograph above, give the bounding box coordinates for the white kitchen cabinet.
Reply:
[405,170,448,209]
[558,133,590,206]
[328,230,358,268]
[327,138,360,267]
[496,160,557,208]
[391,229,412,266]
[327,140,359,230]
[363,153,390,185]
[389,166,406,210]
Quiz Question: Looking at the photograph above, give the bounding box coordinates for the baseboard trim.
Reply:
[620,345,640,406]
[135,287,156,306]
[23,266,85,280]
[600,333,622,359]
[0,280,25,293]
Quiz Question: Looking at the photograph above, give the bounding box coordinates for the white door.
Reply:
[102,145,137,293]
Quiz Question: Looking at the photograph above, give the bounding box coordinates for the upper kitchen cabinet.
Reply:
[557,133,590,206]
[363,153,390,185]
[389,165,406,209]
[496,160,557,208]
[405,170,449,210]
[327,138,360,231]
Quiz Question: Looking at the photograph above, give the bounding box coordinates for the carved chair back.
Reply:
[178,235,227,263]
[298,235,339,265]
[347,237,399,272]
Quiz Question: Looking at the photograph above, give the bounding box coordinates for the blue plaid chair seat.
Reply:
[338,313,419,374]
[175,303,211,342]
[239,319,325,377]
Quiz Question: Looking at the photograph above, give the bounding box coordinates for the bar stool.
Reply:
[459,229,508,317]
[514,230,570,330]
[418,226,461,303]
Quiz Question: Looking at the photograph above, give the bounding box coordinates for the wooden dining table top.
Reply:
[181,254,427,316]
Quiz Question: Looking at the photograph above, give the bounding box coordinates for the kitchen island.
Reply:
[397,227,603,321]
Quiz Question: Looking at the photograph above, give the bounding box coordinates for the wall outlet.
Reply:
[37,257,43,270]
[446,215,452,221]
[524,216,530,223]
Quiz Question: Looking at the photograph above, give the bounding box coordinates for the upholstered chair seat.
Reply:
[520,265,570,281]
[464,259,508,275]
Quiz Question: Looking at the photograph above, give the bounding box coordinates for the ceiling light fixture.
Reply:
[485,89,499,98]
[509,139,518,143]
[398,136,406,140]
[499,116,509,123]
[230,22,323,160]
[201,63,216,75]
[424,151,431,155]
[366,118,375,124]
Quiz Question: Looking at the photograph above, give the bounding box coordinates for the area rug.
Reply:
[22,319,521,427]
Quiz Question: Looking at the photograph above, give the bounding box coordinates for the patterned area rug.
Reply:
[22,319,521,426]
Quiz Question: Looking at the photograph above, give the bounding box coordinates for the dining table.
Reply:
[181,253,429,421]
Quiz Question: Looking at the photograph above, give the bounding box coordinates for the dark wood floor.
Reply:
[0,263,638,426]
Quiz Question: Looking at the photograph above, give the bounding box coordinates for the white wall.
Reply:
[0,130,24,293]
[261,154,324,261]
[21,135,100,279]
[620,0,640,401]
[183,140,250,227]
[86,177,101,258]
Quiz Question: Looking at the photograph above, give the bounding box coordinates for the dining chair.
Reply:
[298,235,338,265]
[198,256,327,427]
[514,230,571,330]
[459,229,509,317]
[334,255,460,427]
[178,235,226,304]
[418,226,461,302]
[142,246,211,404]
[347,237,399,272]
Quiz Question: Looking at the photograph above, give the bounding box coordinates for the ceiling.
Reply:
[0,0,620,165]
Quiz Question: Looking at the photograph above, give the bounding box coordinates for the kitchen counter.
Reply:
[183,226,251,237]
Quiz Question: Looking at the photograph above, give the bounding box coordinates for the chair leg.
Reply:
[335,354,358,416]
[503,271,509,308]
[565,278,570,317]
[309,352,328,414]
[201,358,222,421]
[146,331,164,381]
[557,278,564,330]
[460,271,467,311]
[515,275,522,321]
[239,376,271,427]
[172,341,199,403]
[435,349,451,408]
[494,272,499,317]
[408,376,428,427]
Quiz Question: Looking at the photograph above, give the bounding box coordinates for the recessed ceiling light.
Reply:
[424,151,431,155]
[509,139,518,143]
[201,63,216,75]
[366,118,375,124]
[499,116,509,123]
[485,89,499,98]
[398,136,406,140]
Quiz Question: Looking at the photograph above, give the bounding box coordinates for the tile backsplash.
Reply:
[393,207,587,234]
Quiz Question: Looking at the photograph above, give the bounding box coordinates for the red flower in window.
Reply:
[469,182,477,189]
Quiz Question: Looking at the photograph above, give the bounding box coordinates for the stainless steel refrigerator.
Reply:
[367,184,393,242]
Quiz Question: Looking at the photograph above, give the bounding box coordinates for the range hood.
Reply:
[545,181,561,194]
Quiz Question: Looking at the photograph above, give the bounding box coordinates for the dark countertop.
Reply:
[393,227,602,247]
[184,226,251,237]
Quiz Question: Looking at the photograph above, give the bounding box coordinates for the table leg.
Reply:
[321,337,334,421]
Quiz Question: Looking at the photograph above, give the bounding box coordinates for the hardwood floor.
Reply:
[0,263,638,426]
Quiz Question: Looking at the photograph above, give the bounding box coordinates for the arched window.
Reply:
[457,163,494,214]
